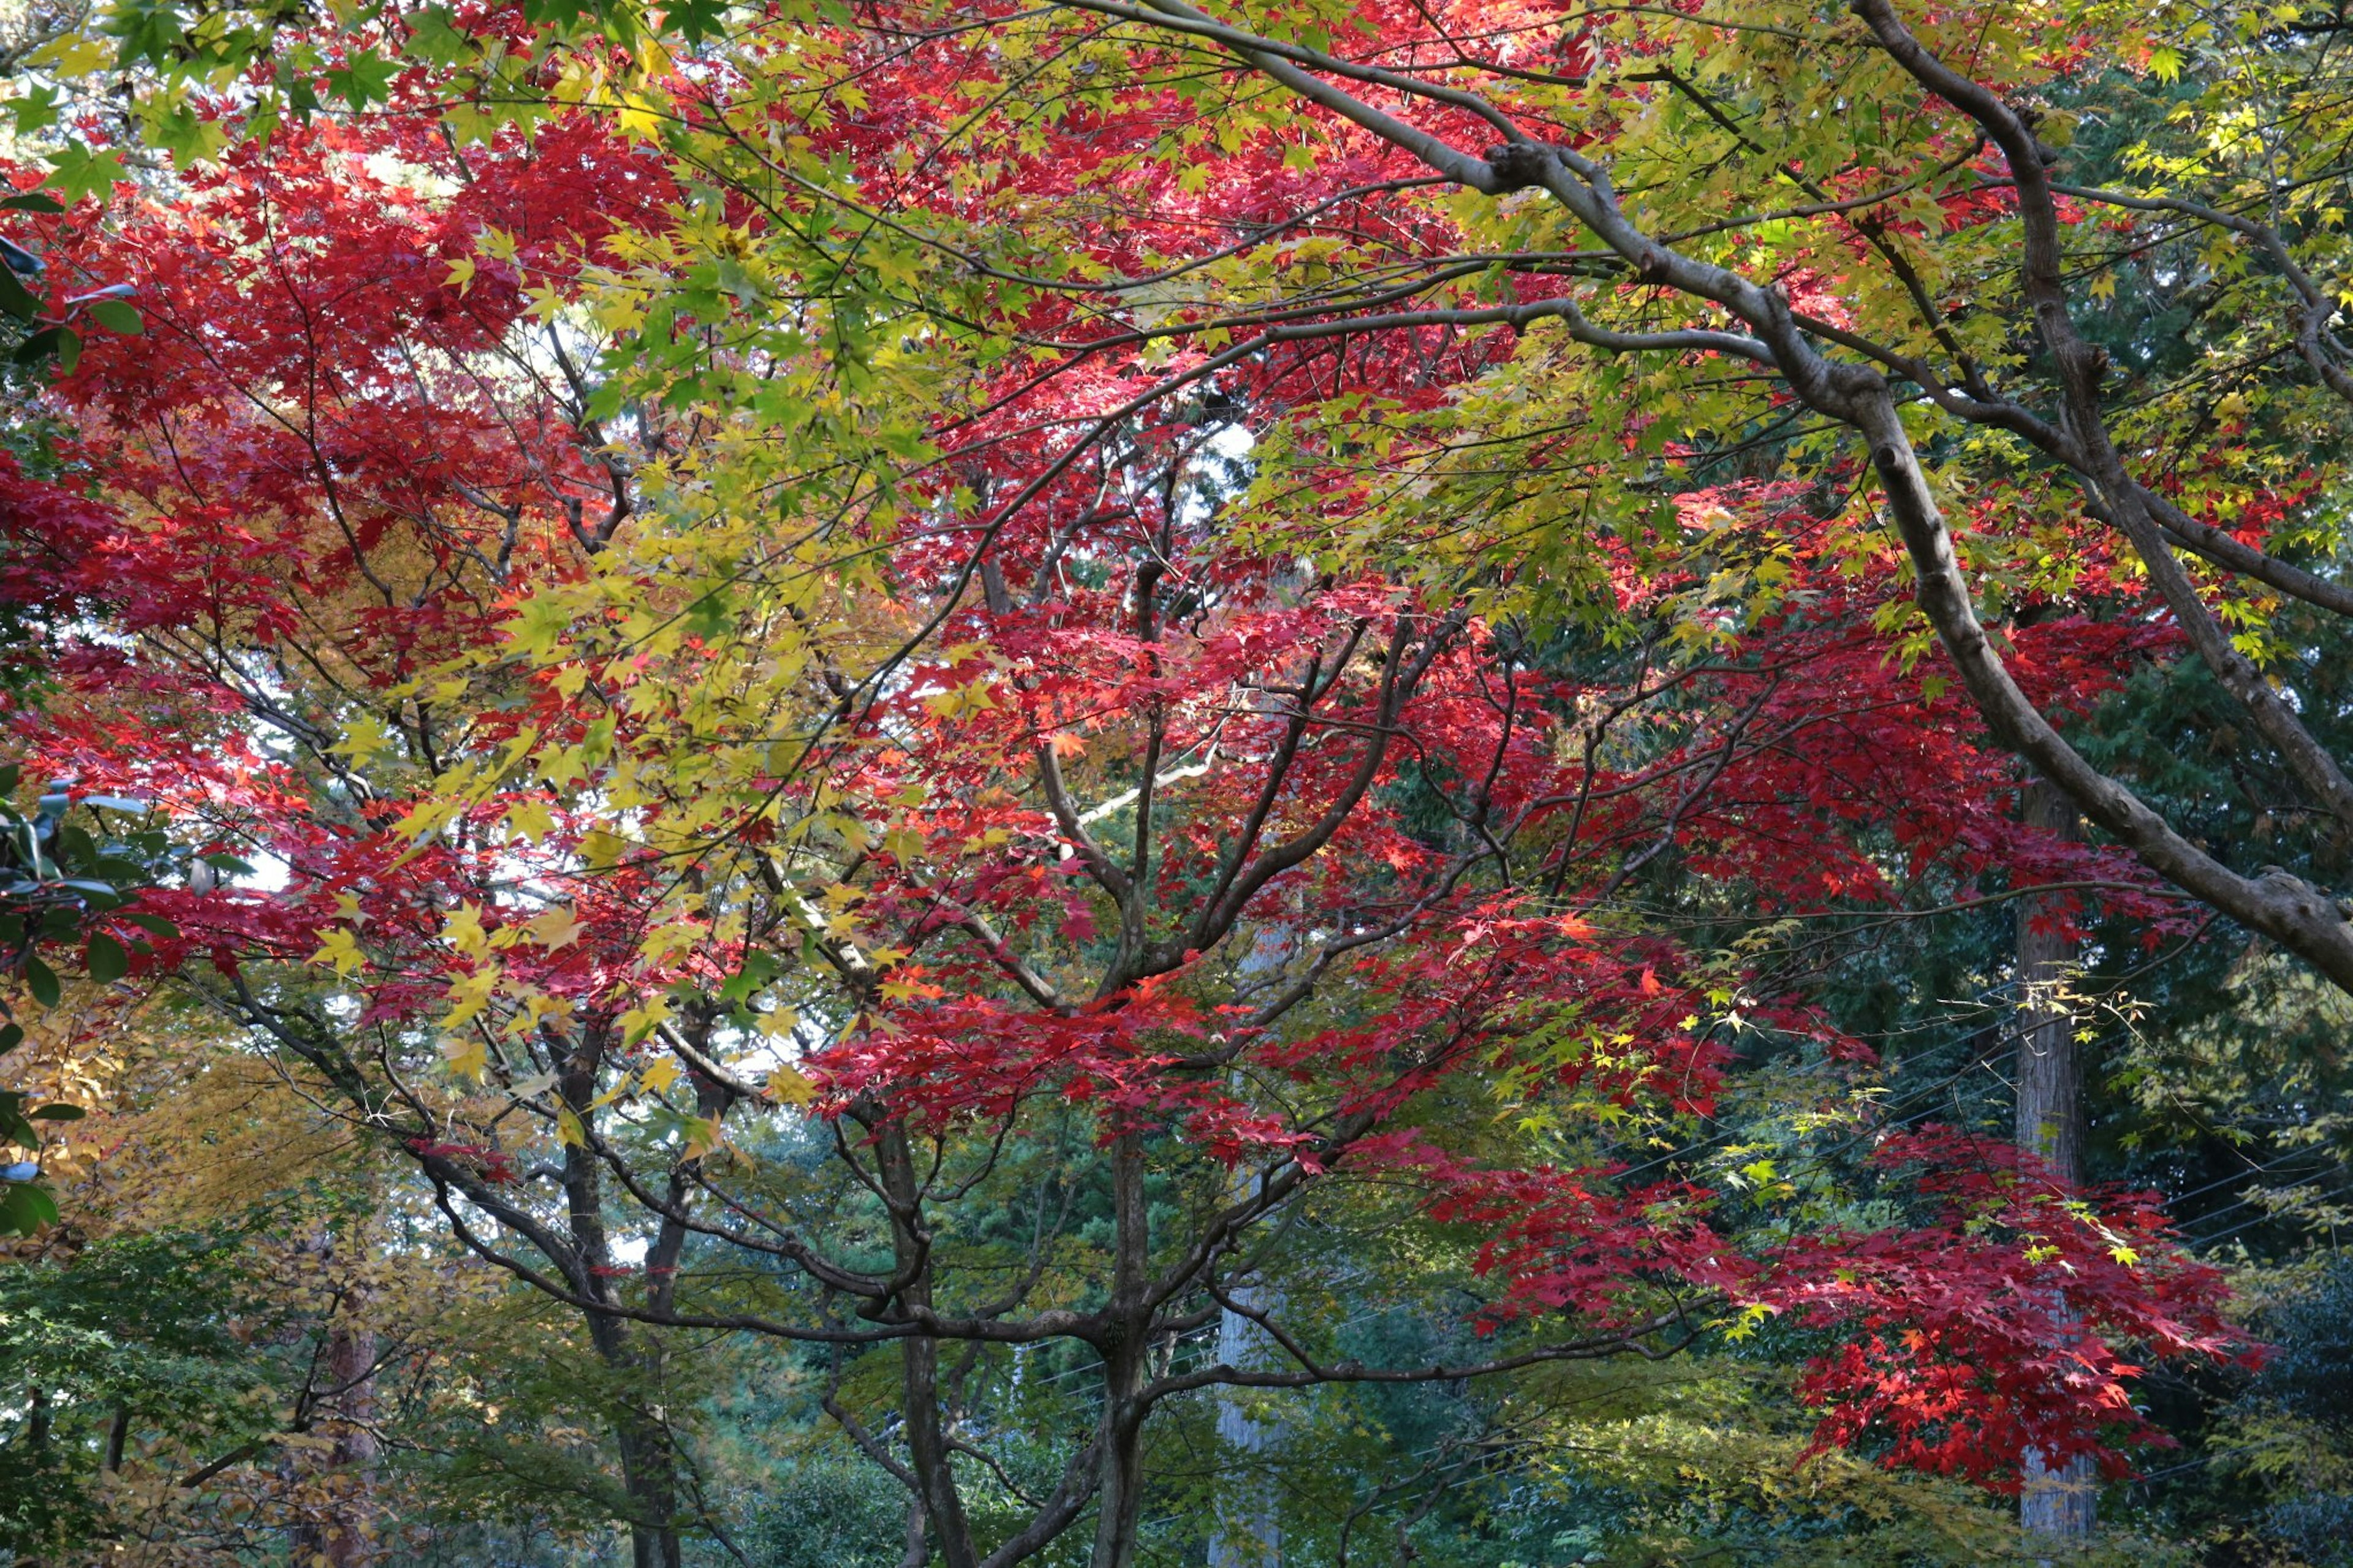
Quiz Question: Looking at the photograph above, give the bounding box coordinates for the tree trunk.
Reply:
[1208,1168,1281,1567]
[289,1237,382,1567]
[2017,777,2096,1543]
[1211,936,1287,1567]
[877,1122,981,1568]
[1089,1132,1151,1568]
[579,1251,683,1568]
[559,1025,684,1568]
[610,1413,684,1568]
[319,1316,380,1566]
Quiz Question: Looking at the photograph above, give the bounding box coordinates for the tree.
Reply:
[0,2,2303,1561]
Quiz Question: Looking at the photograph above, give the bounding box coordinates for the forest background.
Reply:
[4,0,2353,1564]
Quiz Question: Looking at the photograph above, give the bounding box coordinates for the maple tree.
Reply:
[11,0,2353,1561]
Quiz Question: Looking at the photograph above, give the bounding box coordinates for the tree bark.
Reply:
[1207,1266,1281,1568]
[1089,1132,1152,1568]
[560,1026,684,1568]
[2016,778,2095,1543]
[319,1316,380,1567]
[879,1122,982,1568]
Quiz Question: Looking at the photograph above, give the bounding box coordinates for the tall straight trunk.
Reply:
[1208,1167,1281,1568]
[320,1317,380,1566]
[580,1284,682,1568]
[2017,777,2095,1542]
[1089,1132,1151,1568]
[1211,934,1287,1567]
[608,1411,683,1568]
[289,1238,382,1566]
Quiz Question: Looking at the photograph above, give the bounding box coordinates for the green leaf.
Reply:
[404,7,478,66]
[57,879,125,901]
[0,1183,59,1236]
[42,143,127,205]
[0,267,42,322]
[325,53,403,111]
[0,192,63,214]
[83,298,140,335]
[21,954,59,1008]
[13,325,67,366]
[7,87,59,138]
[27,1104,83,1121]
[86,931,127,985]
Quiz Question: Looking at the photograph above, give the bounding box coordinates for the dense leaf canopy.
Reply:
[5,1,2353,1563]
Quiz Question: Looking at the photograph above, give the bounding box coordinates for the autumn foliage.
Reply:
[8,0,2341,1559]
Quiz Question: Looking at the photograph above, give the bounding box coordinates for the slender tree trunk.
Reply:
[289,1236,382,1566]
[1211,931,1287,1567]
[878,1123,982,1568]
[579,1281,681,1568]
[1090,1132,1151,1568]
[1207,1271,1281,1568]
[2017,778,2096,1543]
[559,1024,683,1568]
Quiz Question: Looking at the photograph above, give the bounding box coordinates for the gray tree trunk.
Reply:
[2017,778,2095,1543]
[1207,1185,1281,1568]
[1211,931,1289,1567]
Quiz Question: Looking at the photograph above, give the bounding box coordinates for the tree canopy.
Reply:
[5,1,2353,1563]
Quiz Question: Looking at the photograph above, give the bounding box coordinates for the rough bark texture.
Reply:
[2016,779,2096,1542]
[320,1318,381,1567]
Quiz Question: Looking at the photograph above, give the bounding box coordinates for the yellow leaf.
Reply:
[523,905,585,950]
[507,798,555,844]
[509,593,574,659]
[555,1106,586,1148]
[617,998,671,1046]
[441,966,500,1029]
[639,920,703,966]
[618,90,663,139]
[442,1035,487,1081]
[309,926,363,979]
[767,1064,816,1107]
[443,902,490,956]
[923,677,996,719]
[582,827,624,869]
[333,710,396,764]
[28,32,113,77]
